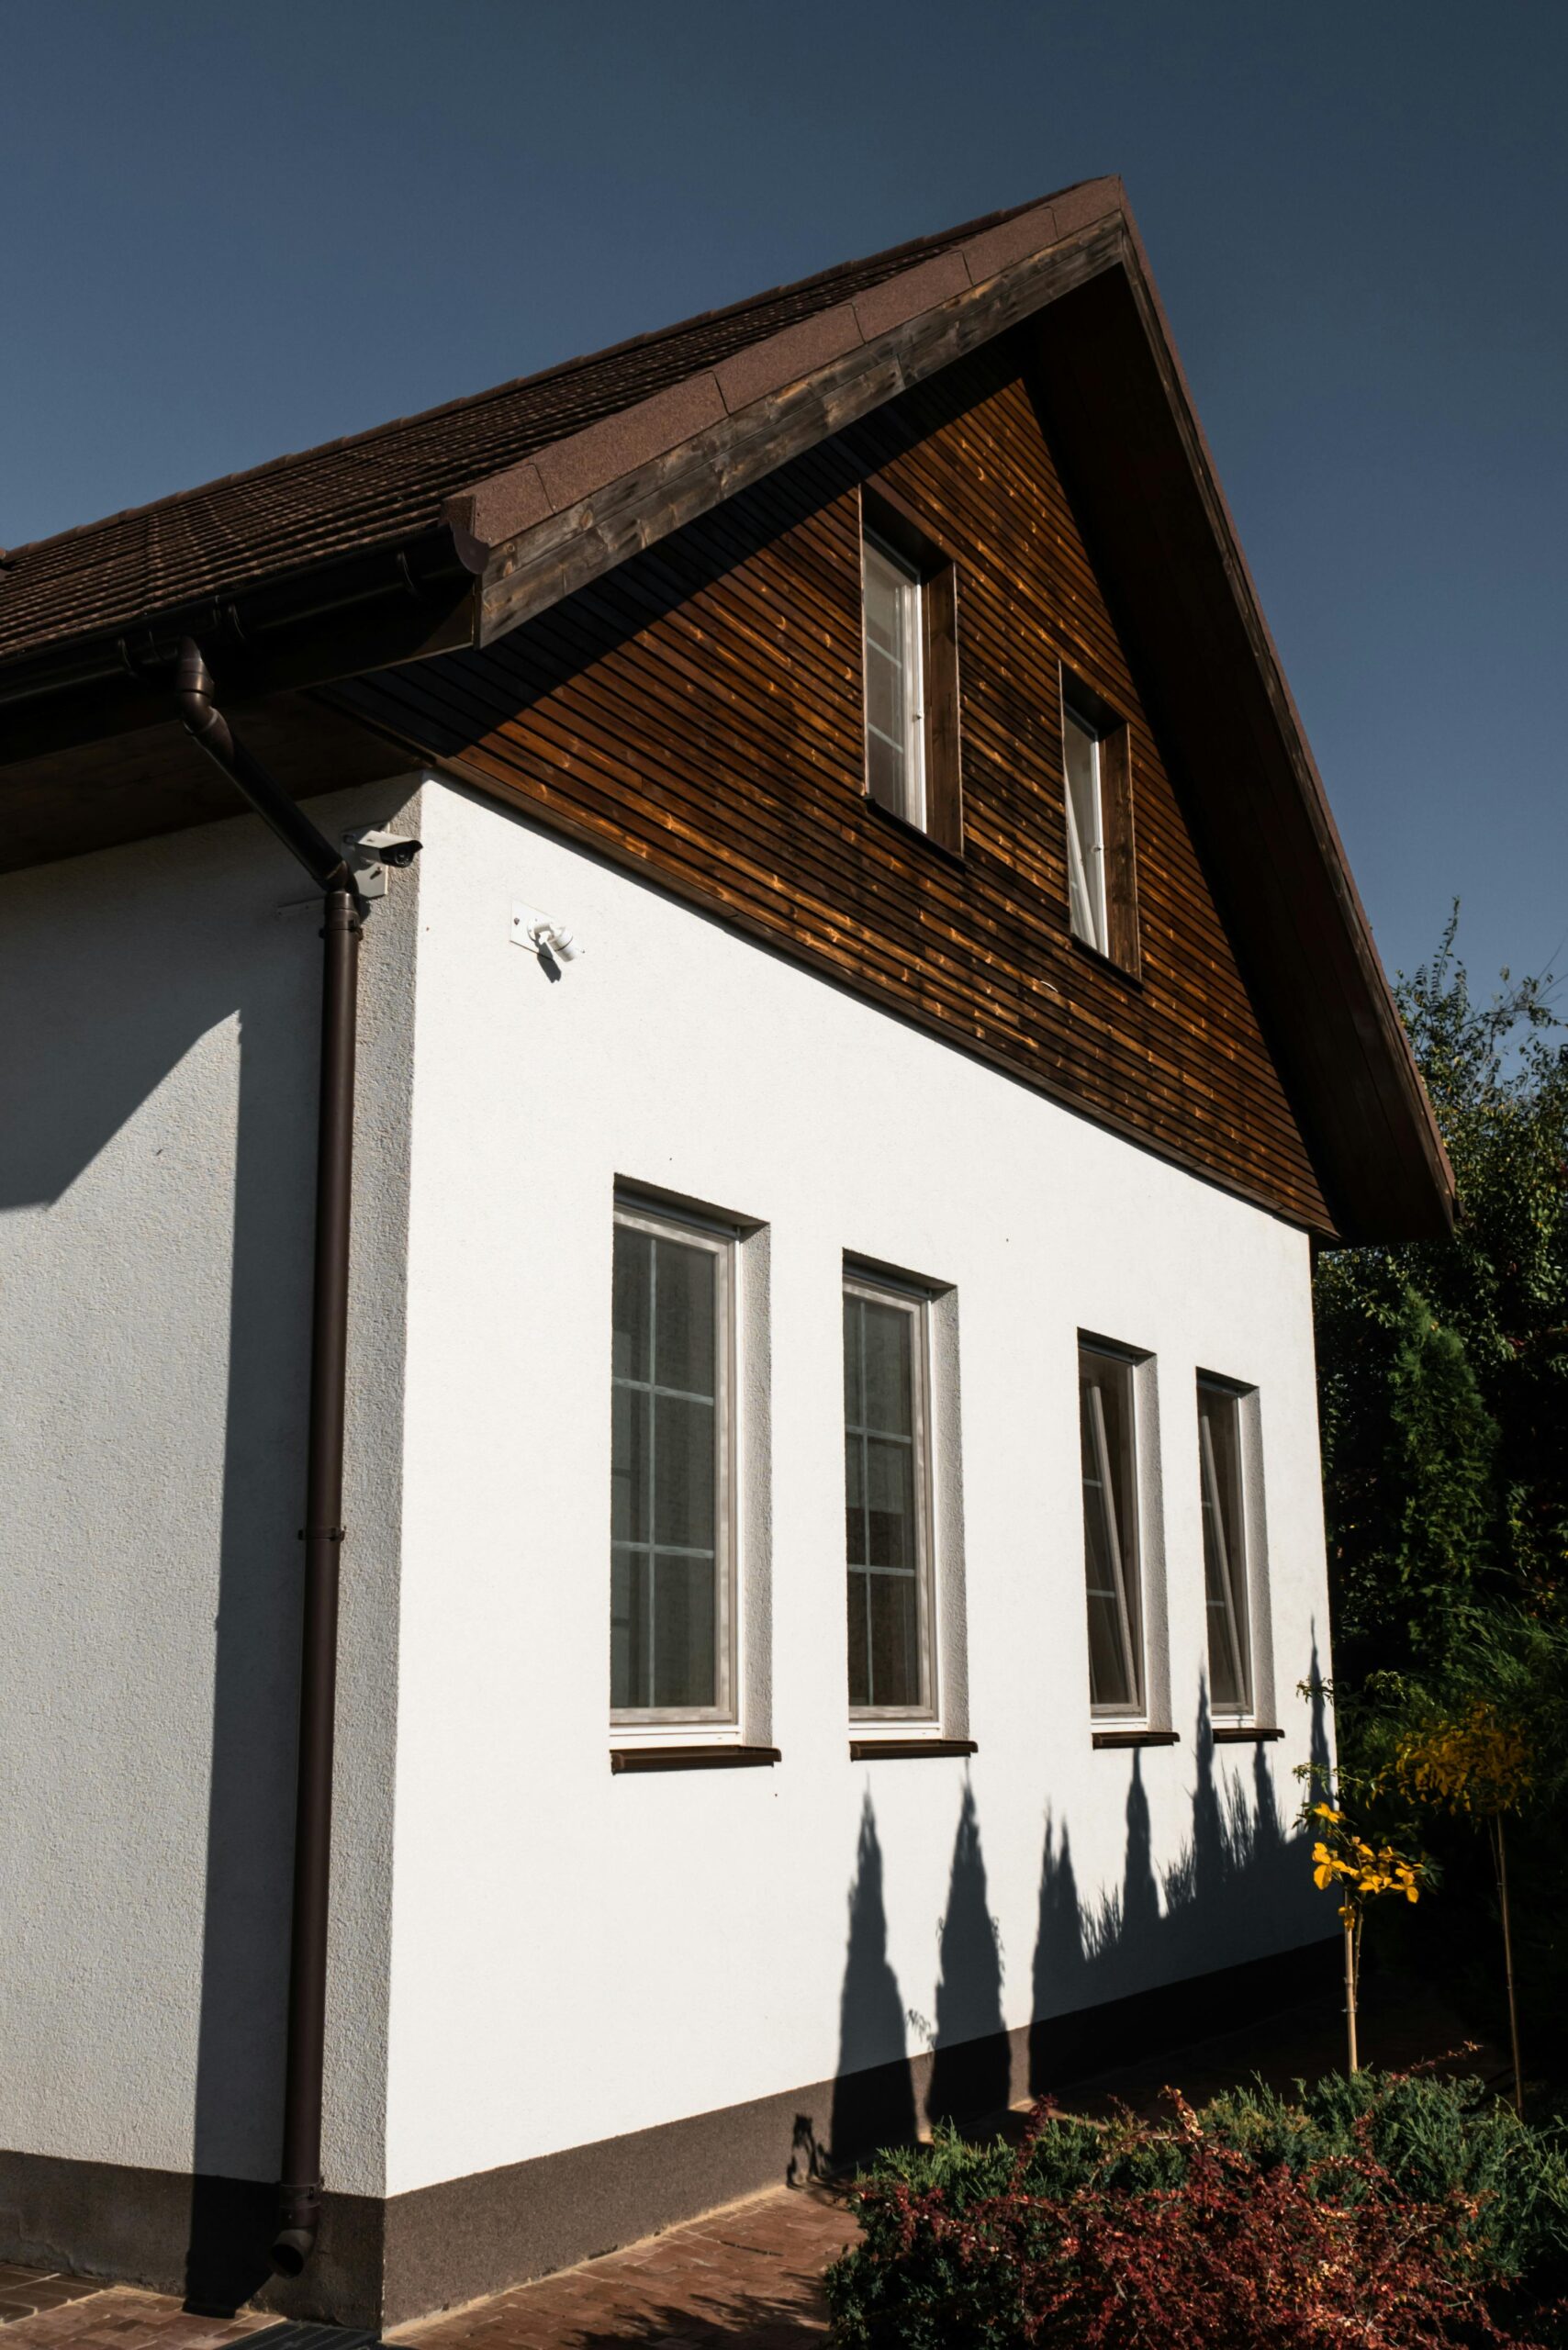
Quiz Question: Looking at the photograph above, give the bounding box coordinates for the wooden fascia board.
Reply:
[455,202,1129,648]
[1098,252,1454,1236]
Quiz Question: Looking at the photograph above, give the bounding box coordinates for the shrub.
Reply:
[825,2068,1568,2348]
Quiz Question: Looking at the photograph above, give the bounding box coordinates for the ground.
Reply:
[0,1971,1505,2350]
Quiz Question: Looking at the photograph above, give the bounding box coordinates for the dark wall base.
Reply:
[383,1937,1334,2322]
[0,2153,383,2331]
[1,1938,1336,2329]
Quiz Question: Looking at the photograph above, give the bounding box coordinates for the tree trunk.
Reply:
[1491,1815,1524,2116]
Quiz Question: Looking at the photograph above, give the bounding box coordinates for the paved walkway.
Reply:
[393,2182,856,2350]
[0,1972,1504,2350]
[0,2182,852,2350]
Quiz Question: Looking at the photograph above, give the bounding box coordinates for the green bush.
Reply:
[825,2068,1568,2347]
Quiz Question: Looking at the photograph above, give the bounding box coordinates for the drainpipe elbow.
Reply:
[272,2182,320,2277]
[174,637,234,763]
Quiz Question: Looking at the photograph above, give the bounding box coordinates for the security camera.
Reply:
[346,827,422,867]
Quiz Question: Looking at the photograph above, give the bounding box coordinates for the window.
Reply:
[860,491,962,852]
[611,1203,734,1720]
[1064,704,1108,953]
[1197,1378,1251,1715]
[863,532,926,830]
[844,1276,934,1716]
[1079,1345,1143,1714]
[1060,677,1138,971]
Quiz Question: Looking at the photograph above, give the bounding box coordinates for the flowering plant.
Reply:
[1310,1801,1428,1920]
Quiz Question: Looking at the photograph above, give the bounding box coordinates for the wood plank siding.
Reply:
[335,335,1331,1236]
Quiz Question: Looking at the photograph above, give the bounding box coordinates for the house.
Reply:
[0,179,1452,2329]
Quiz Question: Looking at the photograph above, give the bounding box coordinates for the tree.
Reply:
[1316,911,1568,1677]
[1315,911,1568,2081]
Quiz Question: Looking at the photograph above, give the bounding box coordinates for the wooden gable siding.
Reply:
[335,337,1331,1235]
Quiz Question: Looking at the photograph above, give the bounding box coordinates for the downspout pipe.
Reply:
[174,639,366,2277]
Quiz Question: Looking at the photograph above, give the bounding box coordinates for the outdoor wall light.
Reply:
[511,900,586,968]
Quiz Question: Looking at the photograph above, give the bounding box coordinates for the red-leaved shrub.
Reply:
[834,2092,1546,2348]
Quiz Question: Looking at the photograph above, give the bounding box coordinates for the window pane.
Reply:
[866,727,904,816]
[653,1238,715,1394]
[1080,1349,1141,1712]
[866,1566,922,1709]
[612,1222,652,1382]
[611,1218,724,1714]
[611,1545,649,1711]
[1064,707,1106,953]
[845,1287,930,1714]
[611,1382,648,1545]
[653,1393,715,1549]
[651,1552,716,1712]
[864,1436,916,1569]
[860,1299,913,1435]
[1198,1382,1250,1713]
[863,534,924,827]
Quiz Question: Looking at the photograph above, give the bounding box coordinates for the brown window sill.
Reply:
[1092,1728,1180,1750]
[1212,1725,1285,1743]
[849,1737,978,1761]
[610,1745,781,1774]
[1070,932,1143,989]
[864,795,967,869]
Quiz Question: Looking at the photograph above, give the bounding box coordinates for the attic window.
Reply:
[859,489,962,854]
[1061,673,1138,973]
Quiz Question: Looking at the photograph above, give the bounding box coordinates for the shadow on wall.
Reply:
[830,1666,1330,2164]
[184,995,319,2312]
[0,877,322,2312]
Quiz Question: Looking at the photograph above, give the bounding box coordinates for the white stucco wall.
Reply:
[382,777,1334,2199]
[0,782,425,2196]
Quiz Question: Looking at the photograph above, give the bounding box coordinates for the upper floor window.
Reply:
[1197,1376,1251,1716]
[611,1201,734,1722]
[1079,1343,1143,1716]
[1061,674,1138,972]
[844,1272,935,1718]
[859,490,963,854]
[1064,703,1109,952]
[863,532,927,828]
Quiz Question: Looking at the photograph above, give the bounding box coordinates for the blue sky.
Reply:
[5,1,1564,998]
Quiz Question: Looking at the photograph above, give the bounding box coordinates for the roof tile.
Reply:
[714,304,865,417]
[0,184,1108,669]
[851,251,972,341]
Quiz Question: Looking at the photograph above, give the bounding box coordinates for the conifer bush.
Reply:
[824,2069,1568,2347]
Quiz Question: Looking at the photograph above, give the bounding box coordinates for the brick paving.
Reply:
[0,2277,105,2329]
[0,1969,1506,2350]
[0,2287,263,2350]
[394,2181,857,2349]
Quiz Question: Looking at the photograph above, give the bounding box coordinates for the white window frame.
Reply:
[861,528,928,834]
[843,1271,938,1725]
[1079,1342,1146,1719]
[610,1200,738,1729]
[1063,700,1109,955]
[1197,1375,1253,1719]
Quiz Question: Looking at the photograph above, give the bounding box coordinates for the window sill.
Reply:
[1091,1728,1180,1750]
[1070,932,1142,989]
[610,1745,781,1774]
[849,1737,978,1760]
[1212,1725,1285,1743]
[865,794,967,869]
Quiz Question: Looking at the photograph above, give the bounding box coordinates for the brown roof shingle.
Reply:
[0,189,1082,669]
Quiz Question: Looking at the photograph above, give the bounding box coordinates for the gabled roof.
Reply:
[0,180,1453,1245]
[0,188,1078,667]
